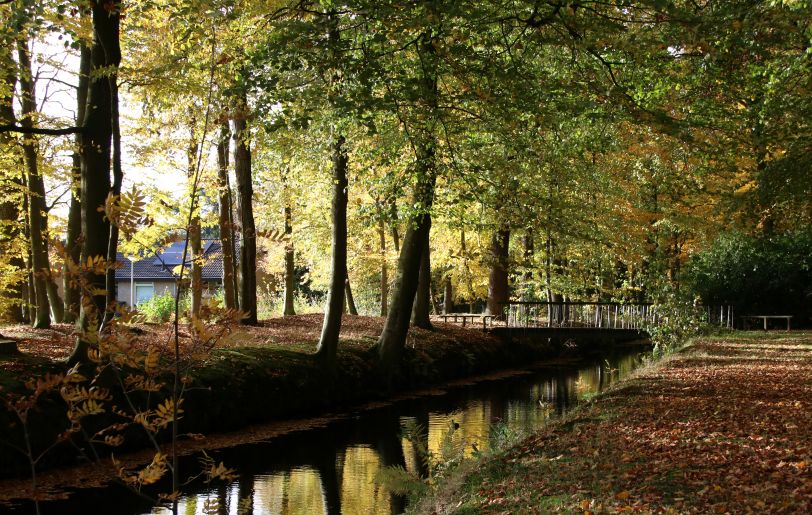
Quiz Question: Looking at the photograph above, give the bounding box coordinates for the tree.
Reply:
[63,42,91,324]
[281,168,295,316]
[315,10,350,370]
[233,92,257,325]
[0,42,25,324]
[16,24,65,326]
[410,236,432,328]
[69,0,121,364]
[374,0,440,375]
[485,227,510,317]
[216,121,238,310]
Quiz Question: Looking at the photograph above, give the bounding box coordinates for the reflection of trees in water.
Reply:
[376,415,408,514]
[215,482,228,515]
[167,352,645,515]
[555,373,571,414]
[338,446,389,514]
[424,402,490,464]
[236,473,254,514]
[315,449,341,515]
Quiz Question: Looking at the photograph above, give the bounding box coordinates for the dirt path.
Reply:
[424,332,812,514]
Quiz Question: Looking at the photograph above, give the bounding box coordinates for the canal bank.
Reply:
[414,331,812,514]
[1,338,650,513]
[0,315,646,479]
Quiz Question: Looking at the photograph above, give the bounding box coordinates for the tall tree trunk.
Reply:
[376,177,434,376]
[545,228,554,303]
[522,229,534,300]
[411,235,432,329]
[344,275,357,316]
[17,39,61,327]
[188,123,202,319]
[0,45,25,324]
[315,133,348,369]
[442,275,453,314]
[389,198,400,253]
[63,44,90,324]
[486,226,510,317]
[378,210,388,316]
[103,58,123,326]
[69,0,120,365]
[316,13,349,370]
[377,11,439,376]
[216,122,237,310]
[282,170,295,316]
[233,94,257,325]
[22,181,35,323]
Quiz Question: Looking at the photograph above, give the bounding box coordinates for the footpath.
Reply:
[419,332,812,514]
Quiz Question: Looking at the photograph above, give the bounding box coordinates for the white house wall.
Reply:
[116,280,177,306]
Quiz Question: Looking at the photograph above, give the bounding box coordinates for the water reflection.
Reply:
[147,351,643,515]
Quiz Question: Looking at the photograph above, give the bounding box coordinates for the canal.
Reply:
[7,345,649,514]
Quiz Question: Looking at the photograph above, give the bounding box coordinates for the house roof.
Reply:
[115,240,226,281]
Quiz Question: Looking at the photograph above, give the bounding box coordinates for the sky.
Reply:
[27,36,195,222]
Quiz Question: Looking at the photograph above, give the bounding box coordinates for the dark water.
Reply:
[9,347,647,514]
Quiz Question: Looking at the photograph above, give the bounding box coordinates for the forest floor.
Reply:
[417,331,812,514]
[0,313,497,381]
[0,313,481,362]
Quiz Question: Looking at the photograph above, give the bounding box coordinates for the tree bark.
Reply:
[389,198,400,253]
[22,182,35,323]
[378,210,388,316]
[0,45,25,324]
[233,94,257,325]
[187,123,202,319]
[282,170,295,316]
[442,275,453,314]
[17,39,63,326]
[376,175,435,376]
[103,58,123,326]
[69,0,120,365]
[63,43,90,324]
[486,227,510,317]
[216,122,237,310]
[411,234,432,329]
[315,133,348,369]
[344,275,357,316]
[545,229,554,303]
[522,229,534,300]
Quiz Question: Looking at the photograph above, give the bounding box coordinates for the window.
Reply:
[135,283,154,305]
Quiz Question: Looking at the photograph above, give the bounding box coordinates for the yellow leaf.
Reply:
[615,490,630,500]
[144,346,160,375]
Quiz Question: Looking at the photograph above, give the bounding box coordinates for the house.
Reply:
[115,240,226,306]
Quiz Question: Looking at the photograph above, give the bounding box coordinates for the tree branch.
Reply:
[0,124,85,135]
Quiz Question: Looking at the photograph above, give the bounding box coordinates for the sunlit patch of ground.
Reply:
[422,332,812,514]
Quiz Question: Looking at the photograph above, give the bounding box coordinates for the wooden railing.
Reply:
[500,302,734,330]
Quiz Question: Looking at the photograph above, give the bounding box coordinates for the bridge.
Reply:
[491,301,733,346]
[499,301,733,329]
[436,301,734,344]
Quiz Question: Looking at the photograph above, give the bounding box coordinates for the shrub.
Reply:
[684,230,812,325]
[137,291,189,323]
